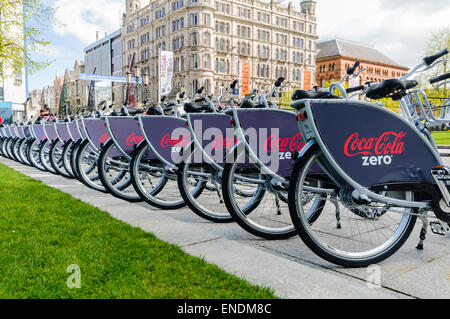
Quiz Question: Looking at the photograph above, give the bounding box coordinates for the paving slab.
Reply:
[183,238,406,299]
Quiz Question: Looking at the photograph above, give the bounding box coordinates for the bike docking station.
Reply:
[1,47,450,303]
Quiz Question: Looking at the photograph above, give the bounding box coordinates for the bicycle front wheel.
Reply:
[288,144,417,267]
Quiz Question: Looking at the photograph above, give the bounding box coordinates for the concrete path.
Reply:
[1,156,449,299]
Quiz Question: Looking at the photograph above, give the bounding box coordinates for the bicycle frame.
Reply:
[104,116,144,161]
[81,118,110,152]
[293,98,442,210]
[183,113,235,172]
[137,114,189,168]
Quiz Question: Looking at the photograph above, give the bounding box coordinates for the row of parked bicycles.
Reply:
[1,49,450,267]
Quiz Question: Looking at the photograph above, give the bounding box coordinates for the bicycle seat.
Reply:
[184,102,212,113]
[126,107,145,115]
[403,80,419,90]
[239,99,264,109]
[366,79,406,100]
[146,106,164,116]
[163,103,177,111]
[291,90,337,101]
[194,97,207,103]
[111,107,145,116]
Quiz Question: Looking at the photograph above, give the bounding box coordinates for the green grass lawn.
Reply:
[432,131,450,145]
[0,164,276,299]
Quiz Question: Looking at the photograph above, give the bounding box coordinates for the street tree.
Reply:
[0,0,56,77]
[423,27,450,98]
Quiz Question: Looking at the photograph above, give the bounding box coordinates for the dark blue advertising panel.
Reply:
[310,102,440,186]
[140,116,189,164]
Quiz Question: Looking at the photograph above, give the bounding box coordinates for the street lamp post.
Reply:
[134,65,142,105]
[124,70,132,106]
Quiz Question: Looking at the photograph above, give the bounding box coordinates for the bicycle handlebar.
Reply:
[424,49,449,66]
[430,73,450,85]
[346,61,360,75]
[346,85,365,94]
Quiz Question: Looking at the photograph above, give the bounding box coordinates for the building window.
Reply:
[203,13,210,26]
[203,32,211,46]
[191,32,198,46]
[192,54,198,69]
[172,0,184,11]
[203,54,211,69]
[191,13,198,26]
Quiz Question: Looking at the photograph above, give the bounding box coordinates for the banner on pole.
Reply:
[303,70,312,91]
[349,76,360,88]
[159,51,174,97]
[241,62,250,97]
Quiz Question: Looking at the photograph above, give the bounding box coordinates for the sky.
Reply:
[28,0,450,91]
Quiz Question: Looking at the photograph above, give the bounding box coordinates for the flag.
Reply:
[159,51,174,98]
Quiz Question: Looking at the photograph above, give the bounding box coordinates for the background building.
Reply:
[121,0,319,102]
[84,30,124,105]
[60,59,87,113]
[316,38,409,87]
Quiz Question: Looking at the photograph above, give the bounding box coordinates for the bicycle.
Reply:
[288,49,450,267]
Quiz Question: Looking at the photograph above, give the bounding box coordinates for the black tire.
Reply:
[49,140,72,178]
[130,142,189,209]
[75,139,107,192]
[288,143,417,268]
[18,139,31,166]
[222,161,297,239]
[177,147,232,223]
[70,139,84,180]
[11,138,22,162]
[4,138,11,159]
[61,140,75,178]
[39,139,56,174]
[98,140,143,202]
[27,139,47,171]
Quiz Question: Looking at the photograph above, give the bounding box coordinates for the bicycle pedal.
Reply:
[429,221,449,236]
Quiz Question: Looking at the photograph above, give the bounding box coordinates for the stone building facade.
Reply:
[316,38,409,88]
[62,59,88,112]
[122,0,319,101]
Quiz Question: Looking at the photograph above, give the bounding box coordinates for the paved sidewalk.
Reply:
[1,157,449,299]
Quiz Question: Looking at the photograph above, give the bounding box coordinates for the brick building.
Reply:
[316,38,409,87]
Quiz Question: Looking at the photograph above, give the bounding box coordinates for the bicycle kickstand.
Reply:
[330,196,342,229]
[416,210,429,250]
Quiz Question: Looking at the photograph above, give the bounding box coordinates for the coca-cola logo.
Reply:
[99,133,110,144]
[344,132,406,157]
[160,133,191,148]
[212,135,237,150]
[126,133,144,146]
[264,133,306,153]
